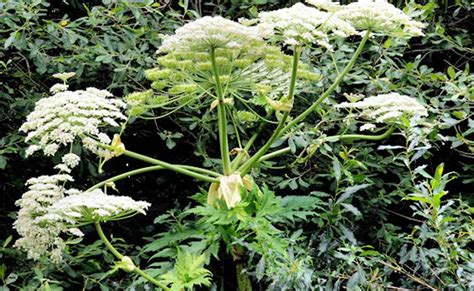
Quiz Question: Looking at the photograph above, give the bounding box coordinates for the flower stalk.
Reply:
[210,47,233,175]
[98,143,220,183]
[95,222,169,290]
[281,29,371,134]
[238,46,301,175]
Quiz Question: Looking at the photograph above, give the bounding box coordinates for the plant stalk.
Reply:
[334,126,395,141]
[281,30,371,134]
[238,46,301,175]
[210,47,232,175]
[95,222,169,290]
[121,149,219,183]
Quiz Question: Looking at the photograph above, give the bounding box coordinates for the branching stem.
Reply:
[282,30,371,133]
[95,222,169,290]
[238,46,301,175]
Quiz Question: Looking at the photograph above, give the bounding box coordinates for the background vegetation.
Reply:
[1,0,472,289]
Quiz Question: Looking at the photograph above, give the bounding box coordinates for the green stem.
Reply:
[236,261,252,291]
[238,46,301,175]
[230,112,271,170]
[331,126,395,142]
[259,147,291,162]
[281,30,371,134]
[134,268,167,289]
[257,126,395,163]
[86,166,164,192]
[95,222,123,259]
[95,222,169,290]
[121,149,219,183]
[210,48,232,175]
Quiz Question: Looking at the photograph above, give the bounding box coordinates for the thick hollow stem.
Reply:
[236,261,252,291]
[95,222,169,289]
[281,30,371,134]
[238,46,301,175]
[210,48,232,175]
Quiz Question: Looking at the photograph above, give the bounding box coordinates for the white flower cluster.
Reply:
[158,16,263,53]
[14,174,150,263]
[53,153,81,173]
[305,0,340,12]
[48,189,151,224]
[50,83,69,94]
[13,174,74,263]
[20,86,127,162]
[306,0,425,37]
[256,3,357,48]
[337,93,428,123]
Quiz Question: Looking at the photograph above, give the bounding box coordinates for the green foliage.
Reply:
[400,164,473,289]
[1,0,473,290]
[160,251,212,290]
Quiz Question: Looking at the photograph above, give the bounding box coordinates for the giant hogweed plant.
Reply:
[13,0,428,289]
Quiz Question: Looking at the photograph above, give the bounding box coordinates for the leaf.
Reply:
[336,184,370,204]
[341,203,362,217]
[332,157,341,182]
[447,66,456,79]
[0,155,7,170]
[383,38,392,49]
[4,31,18,49]
[255,257,265,281]
[339,225,357,244]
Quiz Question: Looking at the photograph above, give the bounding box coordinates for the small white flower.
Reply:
[50,83,69,94]
[359,123,376,131]
[68,228,84,237]
[62,153,81,169]
[13,174,74,263]
[54,163,71,173]
[44,144,59,156]
[305,0,340,11]
[25,145,41,157]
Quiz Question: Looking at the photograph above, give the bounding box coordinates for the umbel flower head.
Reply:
[336,93,428,123]
[158,16,263,53]
[307,0,425,38]
[135,16,318,117]
[48,189,151,224]
[13,174,75,263]
[13,174,151,263]
[255,3,357,48]
[20,83,127,162]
